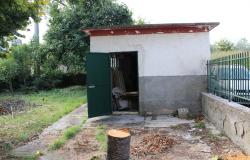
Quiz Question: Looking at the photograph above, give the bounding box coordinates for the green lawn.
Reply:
[0,86,86,145]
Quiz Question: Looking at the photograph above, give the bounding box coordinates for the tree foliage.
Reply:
[212,39,235,52]
[211,38,250,53]
[0,0,48,53]
[134,17,147,25]
[44,0,133,73]
[235,38,250,51]
[0,0,34,37]
[11,44,33,85]
[0,0,48,38]
[0,57,18,92]
[0,0,135,91]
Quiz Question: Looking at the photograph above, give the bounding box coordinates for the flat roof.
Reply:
[82,22,219,36]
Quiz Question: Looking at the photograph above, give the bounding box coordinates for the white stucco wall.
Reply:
[90,32,211,77]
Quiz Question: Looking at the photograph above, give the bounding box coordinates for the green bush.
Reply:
[0,57,18,92]
[11,44,32,85]
[32,73,63,90]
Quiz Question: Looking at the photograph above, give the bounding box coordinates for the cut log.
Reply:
[107,129,131,160]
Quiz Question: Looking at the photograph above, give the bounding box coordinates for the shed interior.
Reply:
[111,52,139,112]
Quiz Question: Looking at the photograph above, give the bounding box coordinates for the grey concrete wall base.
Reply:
[202,92,250,155]
[139,75,206,115]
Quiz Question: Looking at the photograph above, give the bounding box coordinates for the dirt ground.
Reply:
[41,118,246,160]
[4,105,86,160]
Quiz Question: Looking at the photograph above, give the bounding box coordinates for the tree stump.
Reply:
[107,129,131,160]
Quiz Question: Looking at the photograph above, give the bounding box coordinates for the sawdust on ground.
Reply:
[131,134,175,157]
[223,153,250,160]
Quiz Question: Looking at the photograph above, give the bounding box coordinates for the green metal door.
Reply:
[86,53,112,118]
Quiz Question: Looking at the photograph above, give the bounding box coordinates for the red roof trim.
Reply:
[82,22,219,37]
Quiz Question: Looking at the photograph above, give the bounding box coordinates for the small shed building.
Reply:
[83,22,219,118]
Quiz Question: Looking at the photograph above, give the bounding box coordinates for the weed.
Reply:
[170,124,183,130]
[49,125,81,150]
[195,121,205,129]
[1,142,12,151]
[63,126,81,139]
[96,125,107,151]
[186,113,195,120]
[49,109,88,150]
[20,155,38,160]
[81,112,88,124]
[49,137,66,150]
[171,110,178,117]
[0,86,86,145]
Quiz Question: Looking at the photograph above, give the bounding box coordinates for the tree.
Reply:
[30,38,47,77]
[0,57,18,92]
[0,0,45,37]
[134,17,147,25]
[11,44,33,85]
[0,0,48,55]
[44,0,133,73]
[213,39,235,52]
[235,38,250,51]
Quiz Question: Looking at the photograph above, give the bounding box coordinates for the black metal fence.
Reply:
[207,52,250,104]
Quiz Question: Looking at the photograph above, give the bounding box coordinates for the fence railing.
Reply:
[207,52,250,104]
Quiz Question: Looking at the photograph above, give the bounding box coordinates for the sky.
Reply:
[117,0,250,43]
[21,0,250,44]
[19,17,49,44]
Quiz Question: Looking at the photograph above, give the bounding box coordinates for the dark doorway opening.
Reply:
[110,51,139,112]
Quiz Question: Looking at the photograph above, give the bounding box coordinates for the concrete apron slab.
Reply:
[144,116,194,128]
[84,114,194,129]
[11,104,87,157]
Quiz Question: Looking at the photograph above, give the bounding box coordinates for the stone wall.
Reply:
[202,92,250,154]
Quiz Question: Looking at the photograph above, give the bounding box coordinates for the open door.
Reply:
[86,53,112,118]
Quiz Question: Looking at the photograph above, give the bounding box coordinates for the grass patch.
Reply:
[194,121,206,129]
[49,137,66,150]
[96,125,107,151]
[49,125,81,150]
[170,124,183,130]
[49,110,88,150]
[0,86,87,146]
[19,155,38,160]
[64,125,81,139]
[1,142,12,151]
